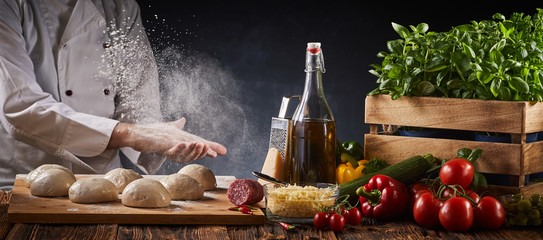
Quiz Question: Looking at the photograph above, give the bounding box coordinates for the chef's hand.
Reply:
[108,117,227,163]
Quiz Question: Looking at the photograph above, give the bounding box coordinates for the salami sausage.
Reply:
[227,179,263,205]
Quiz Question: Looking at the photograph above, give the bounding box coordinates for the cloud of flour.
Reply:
[153,46,260,176]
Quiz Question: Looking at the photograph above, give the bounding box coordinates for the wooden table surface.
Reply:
[1,190,543,239]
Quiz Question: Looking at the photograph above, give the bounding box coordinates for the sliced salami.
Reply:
[227,179,263,206]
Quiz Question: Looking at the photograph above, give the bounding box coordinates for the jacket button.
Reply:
[65,90,73,96]
[103,89,110,95]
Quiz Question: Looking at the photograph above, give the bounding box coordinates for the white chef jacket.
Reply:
[0,0,165,189]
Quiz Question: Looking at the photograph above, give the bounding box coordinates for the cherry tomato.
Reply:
[440,158,474,189]
[329,213,345,231]
[439,197,473,231]
[474,196,505,229]
[440,185,462,199]
[467,191,480,205]
[413,191,443,228]
[409,183,429,195]
[343,207,362,225]
[410,189,431,211]
[313,212,330,229]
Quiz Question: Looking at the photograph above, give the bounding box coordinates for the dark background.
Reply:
[134,0,542,178]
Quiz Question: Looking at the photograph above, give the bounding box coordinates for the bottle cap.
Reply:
[307,42,321,54]
[307,42,321,49]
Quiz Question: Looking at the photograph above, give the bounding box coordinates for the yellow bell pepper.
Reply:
[336,159,369,184]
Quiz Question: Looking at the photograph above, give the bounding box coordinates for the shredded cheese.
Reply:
[265,185,337,218]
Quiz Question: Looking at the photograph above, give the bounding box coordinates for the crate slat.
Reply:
[365,95,543,134]
[364,95,543,197]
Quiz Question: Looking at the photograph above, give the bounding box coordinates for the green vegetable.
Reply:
[339,154,436,204]
[342,141,364,161]
[361,157,389,175]
[369,9,543,101]
[336,140,364,168]
[503,193,543,226]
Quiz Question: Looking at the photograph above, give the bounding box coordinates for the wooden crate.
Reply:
[364,94,543,197]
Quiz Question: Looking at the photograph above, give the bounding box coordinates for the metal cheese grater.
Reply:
[268,96,300,161]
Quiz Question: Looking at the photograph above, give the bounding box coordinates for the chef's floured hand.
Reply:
[108,117,227,163]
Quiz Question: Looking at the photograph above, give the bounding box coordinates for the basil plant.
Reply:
[369,8,543,101]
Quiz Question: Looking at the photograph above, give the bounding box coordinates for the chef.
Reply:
[0,0,227,190]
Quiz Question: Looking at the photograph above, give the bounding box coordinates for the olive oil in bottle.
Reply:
[288,42,336,185]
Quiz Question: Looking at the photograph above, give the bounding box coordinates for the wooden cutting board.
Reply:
[7,174,266,225]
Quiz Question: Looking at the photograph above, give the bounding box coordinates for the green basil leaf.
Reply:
[451,51,471,72]
[535,69,542,89]
[499,86,512,101]
[430,40,449,50]
[455,24,475,32]
[387,67,403,79]
[490,49,505,65]
[368,69,381,77]
[416,23,429,33]
[391,22,410,39]
[502,59,522,70]
[377,51,388,58]
[457,148,472,159]
[462,42,476,59]
[493,13,506,21]
[490,79,501,97]
[467,148,483,163]
[509,77,530,93]
[470,172,488,192]
[387,39,404,55]
[417,81,435,96]
[424,65,448,72]
[476,69,494,84]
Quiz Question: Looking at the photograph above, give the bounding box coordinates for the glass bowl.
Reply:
[263,183,339,224]
[500,193,543,227]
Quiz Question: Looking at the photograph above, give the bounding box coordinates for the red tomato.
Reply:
[410,189,431,211]
[329,213,345,231]
[474,196,505,229]
[343,207,362,225]
[413,191,443,228]
[409,183,429,195]
[439,197,473,231]
[440,186,461,199]
[467,191,480,205]
[313,212,330,229]
[440,158,474,189]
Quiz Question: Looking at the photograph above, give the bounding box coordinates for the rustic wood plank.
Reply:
[5,223,118,240]
[365,95,537,134]
[369,124,379,134]
[438,227,543,240]
[0,191,13,240]
[227,225,261,239]
[523,141,543,174]
[117,225,230,240]
[248,222,338,240]
[364,134,522,175]
[336,220,428,240]
[524,101,543,133]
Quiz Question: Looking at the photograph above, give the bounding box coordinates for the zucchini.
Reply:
[339,153,436,204]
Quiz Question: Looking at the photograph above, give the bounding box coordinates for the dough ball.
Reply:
[121,178,171,208]
[160,174,204,200]
[178,164,216,190]
[30,168,76,197]
[69,177,119,204]
[104,168,143,193]
[25,164,75,188]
